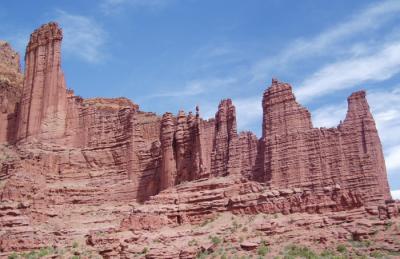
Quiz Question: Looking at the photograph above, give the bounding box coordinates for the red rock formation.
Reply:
[211,99,240,176]
[17,22,67,141]
[261,79,391,204]
[0,22,394,256]
[0,41,22,144]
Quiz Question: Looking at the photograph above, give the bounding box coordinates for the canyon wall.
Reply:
[0,41,22,143]
[17,23,67,141]
[0,22,392,206]
[261,80,391,204]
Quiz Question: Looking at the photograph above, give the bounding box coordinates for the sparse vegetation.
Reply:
[188,239,198,246]
[6,245,98,259]
[257,243,269,256]
[197,251,209,259]
[283,245,318,259]
[209,235,222,245]
[142,247,149,254]
[370,250,386,258]
[336,244,347,253]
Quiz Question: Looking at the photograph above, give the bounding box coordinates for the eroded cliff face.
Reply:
[0,41,22,144]
[0,22,395,256]
[261,80,391,204]
[17,23,67,141]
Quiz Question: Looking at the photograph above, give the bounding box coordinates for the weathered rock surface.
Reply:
[0,41,22,144]
[0,22,396,257]
[262,80,391,204]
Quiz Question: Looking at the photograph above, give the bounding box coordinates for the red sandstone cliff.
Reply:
[0,22,395,256]
[0,41,22,144]
[17,22,67,141]
[261,79,391,204]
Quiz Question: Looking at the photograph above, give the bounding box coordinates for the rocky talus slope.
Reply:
[0,22,398,259]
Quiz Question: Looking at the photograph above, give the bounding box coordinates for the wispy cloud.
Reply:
[56,10,107,63]
[100,0,174,14]
[309,86,400,177]
[145,78,236,99]
[392,190,400,199]
[296,41,400,102]
[386,146,400,172]
[251,0,400,82]
[233,97,262,133]
[312,104,347,128]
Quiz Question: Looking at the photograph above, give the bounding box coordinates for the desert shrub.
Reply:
[257,243,269,256]
[209,235,222,245]
[320,249,335,257]
[370,250,386,258]
[38,247,53,257]
[197,251,208,259]
[8,253,18,259]
[336,244,347,253]
[142,247,149,254]
[284,245,318,259]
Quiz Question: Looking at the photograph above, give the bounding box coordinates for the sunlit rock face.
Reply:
[0,22,394,256]
[261,79,390,204]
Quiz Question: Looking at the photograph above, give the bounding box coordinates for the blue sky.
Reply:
[1,0,400,196]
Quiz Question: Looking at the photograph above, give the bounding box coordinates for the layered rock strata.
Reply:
[0,22,395,256]
[17,22,67,141]
[261,80,391,204]
[0,41,22,143]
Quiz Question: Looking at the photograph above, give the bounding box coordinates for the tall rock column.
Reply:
[17,22,67,141]
[340,91,391,202]
[262,79,313,187]
[211,99,240,176]
[160,113,177,190]
[0,41,23,143]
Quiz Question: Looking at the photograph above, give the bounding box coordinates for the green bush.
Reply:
[370,251,385,258]
[8,252,18,259]
[197,251,208,259]
[284,245,318,259]
[320,249,335,257]
[209,235,222,245]
[336,244,347,253]
[257,243,269,256]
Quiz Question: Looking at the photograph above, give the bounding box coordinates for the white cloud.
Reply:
[56,10,106,63]
[252,0,400,81]
[385,146,400,171]
[312,104,347,128]
[296,41,400,102]
[146,78,237,99]
[308,86,400,178]
[233,97,262,133]
[101,0,173,14]
[369,87,400,145]
[391,189,400,200]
